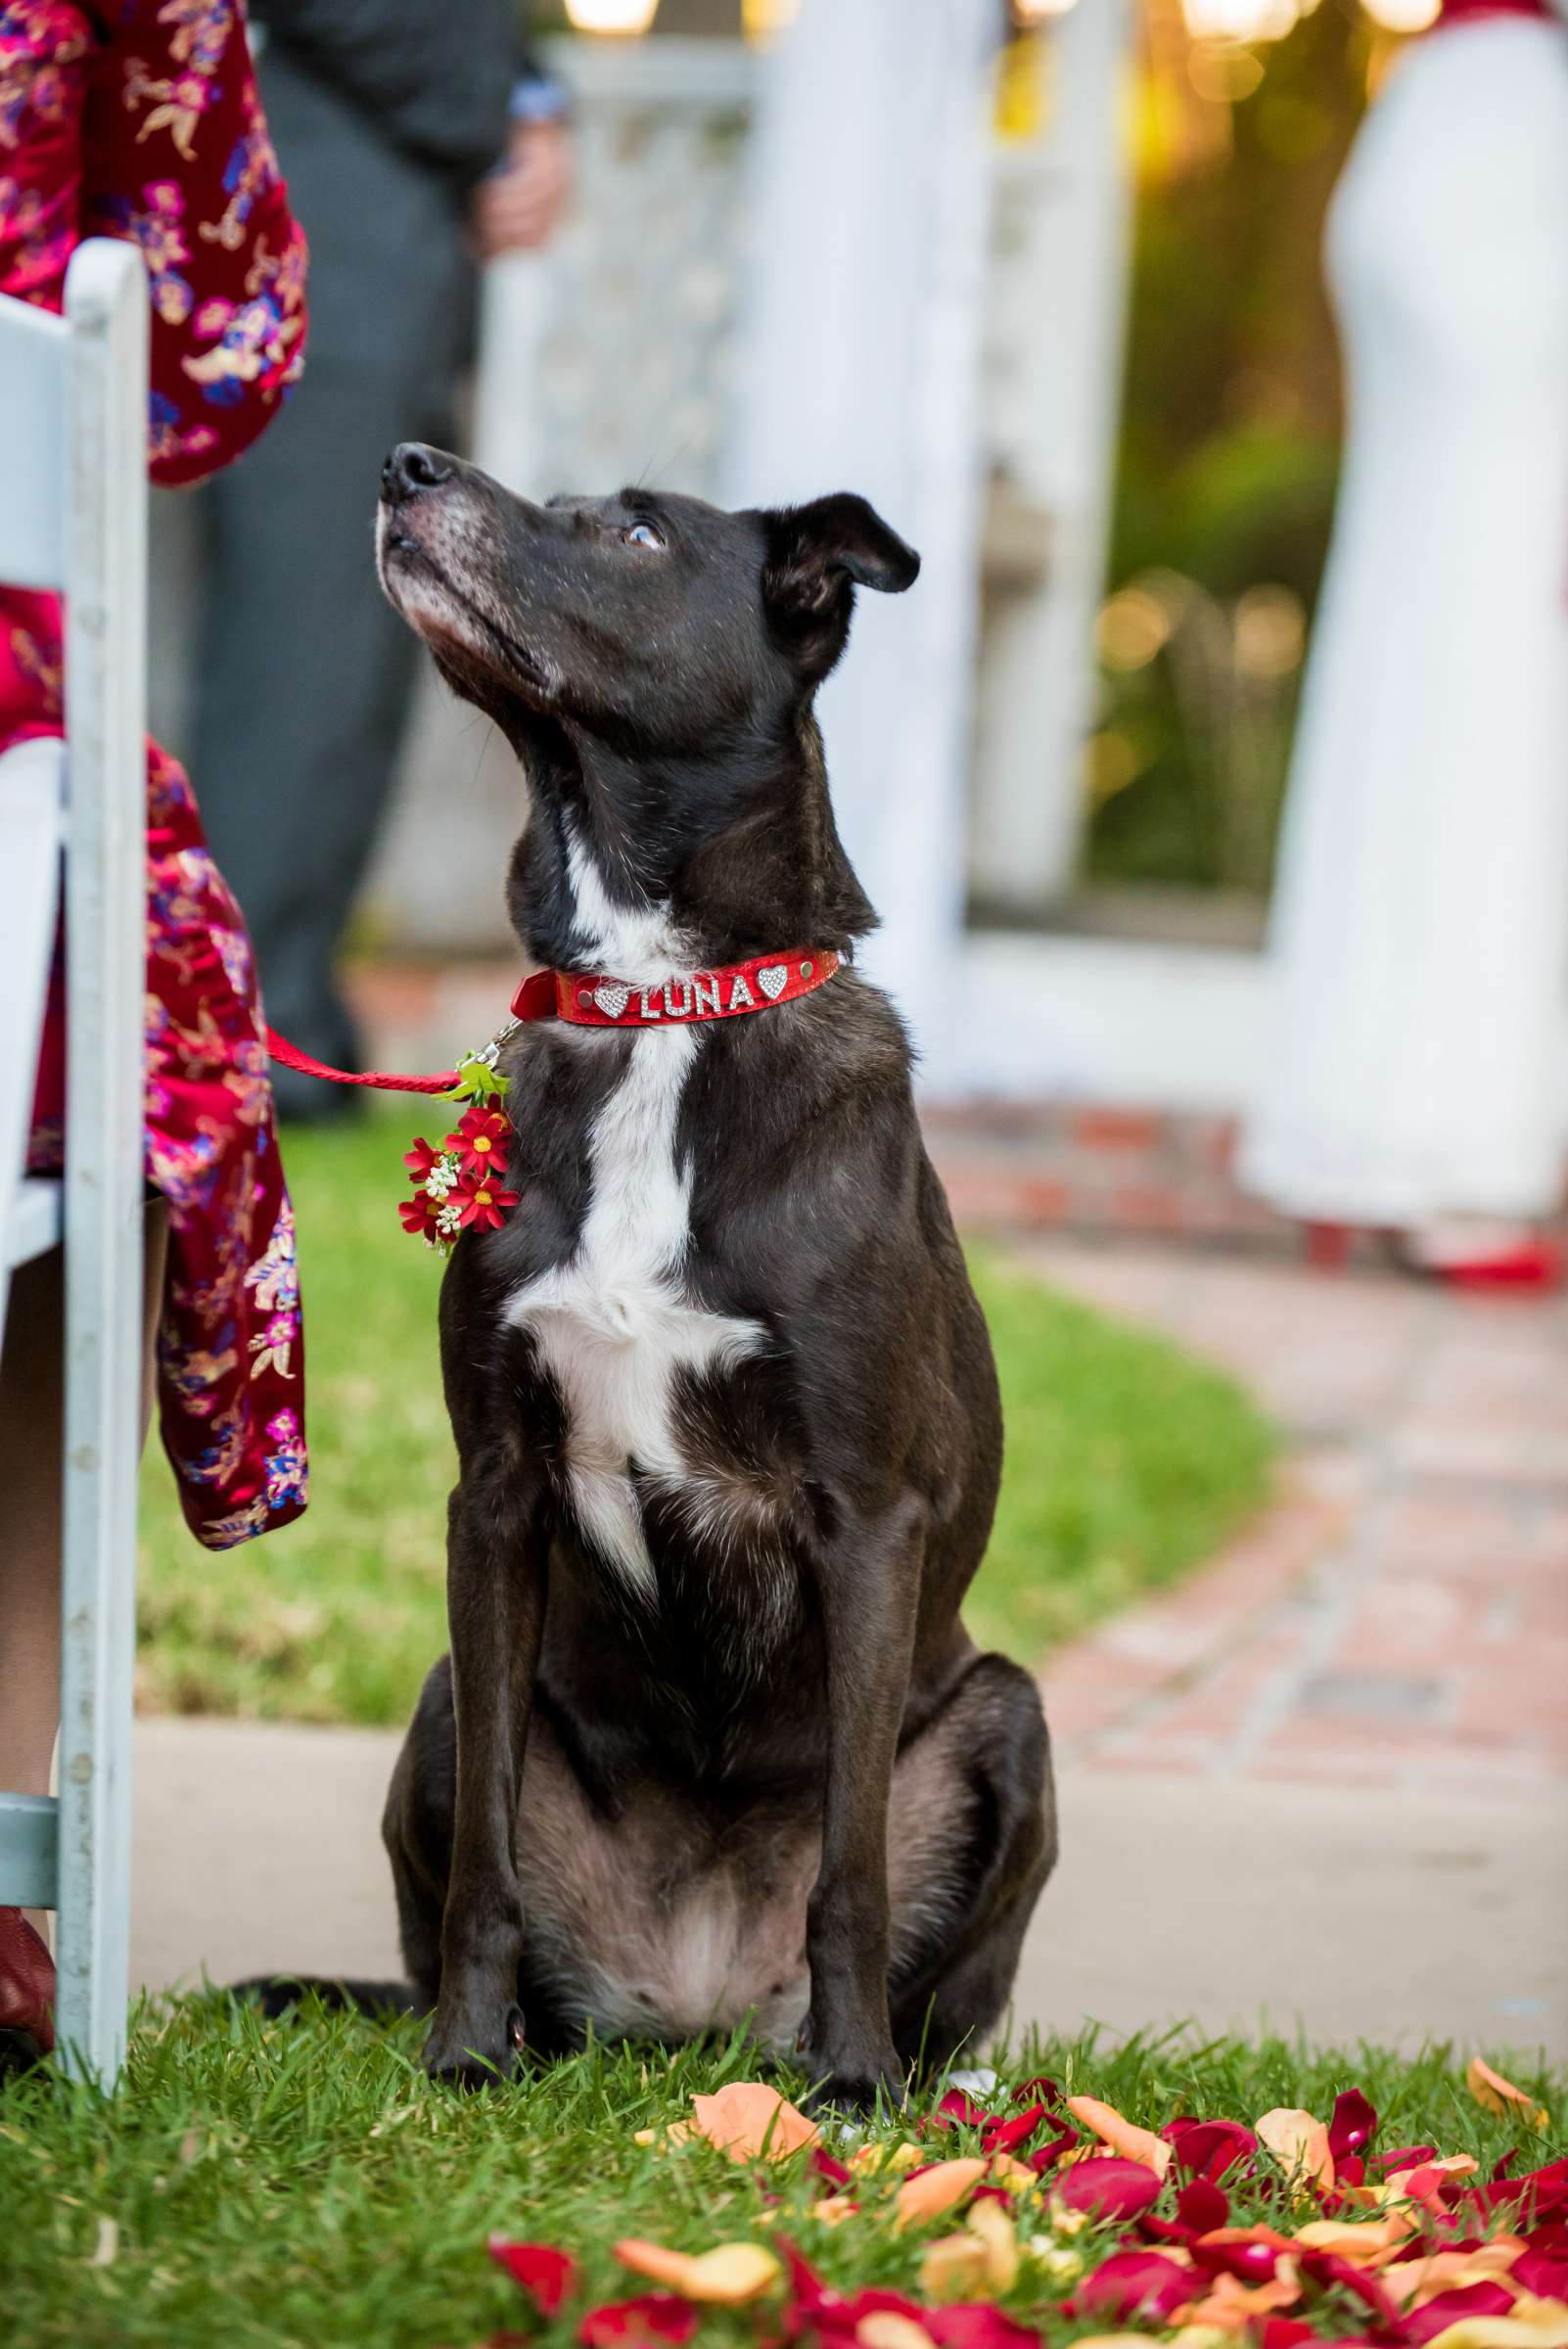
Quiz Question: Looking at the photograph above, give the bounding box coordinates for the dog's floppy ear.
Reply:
[756,493,920,681]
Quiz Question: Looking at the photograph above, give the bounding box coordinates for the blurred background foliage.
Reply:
[1087,0,1381,899]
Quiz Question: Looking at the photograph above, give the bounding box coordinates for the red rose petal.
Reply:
[1168,2119,1259,2183]
[1262,2324,1322,2349]
[489,2240,581,2318]
[1177,2179,1231,2235]
[809,2145,854,2188]
[1053,2156,1162,2223]
[935,2091,991,2130]
[1077,2251,1197,2325]
[1401,2282,1519,2346]
[927,2308,1042,2349]
[1328,2092,1378,2165]
[1010,2076,1064,2110]
[577,2297,699,2349]
[1297,2248,1401,2330]
[982,2105,1048,2158]
[1383,2146,1439,2175]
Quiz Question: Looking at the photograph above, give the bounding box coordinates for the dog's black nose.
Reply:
[382,442,453,504]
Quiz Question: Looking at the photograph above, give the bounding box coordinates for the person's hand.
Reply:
[471,117,573,259]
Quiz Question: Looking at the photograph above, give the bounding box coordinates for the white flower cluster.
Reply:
[423,1150,462,1204]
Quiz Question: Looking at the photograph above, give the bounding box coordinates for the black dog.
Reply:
[357,448,1055,2108]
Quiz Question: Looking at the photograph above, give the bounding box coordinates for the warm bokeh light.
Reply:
[1181,0,1299,39]
[563,0,660,32]
[1233,585,1307,680]
[1013,0,1080,20]
[1360,0,1440,26]
[1097,586,1173,671]
[742,0,801,37]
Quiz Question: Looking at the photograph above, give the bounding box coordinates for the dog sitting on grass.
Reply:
[261,450,1055,2113]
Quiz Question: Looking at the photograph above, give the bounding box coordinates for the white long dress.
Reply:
[1241,14,1568,1226]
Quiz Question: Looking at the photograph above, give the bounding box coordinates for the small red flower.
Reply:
[398,1192,439,1240]
[403,1135,443,1182]
[488,2238,580,2318]
[455,1174,521,1232]
[452,1105,511,1178]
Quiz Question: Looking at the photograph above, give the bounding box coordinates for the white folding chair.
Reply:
[0,240,149,2084]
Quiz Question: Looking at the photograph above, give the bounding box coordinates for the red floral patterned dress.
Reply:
[1,0,310,1547]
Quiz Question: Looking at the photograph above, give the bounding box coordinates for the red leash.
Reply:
[264,1029,461,1095]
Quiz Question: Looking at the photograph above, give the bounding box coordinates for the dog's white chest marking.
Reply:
[504,1025,765,1596]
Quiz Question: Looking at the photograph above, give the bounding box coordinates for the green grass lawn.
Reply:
[0,2013,1558,2349]
[136,1114,1273,1726]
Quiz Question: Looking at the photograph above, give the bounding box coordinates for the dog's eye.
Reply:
[623,522,665,550]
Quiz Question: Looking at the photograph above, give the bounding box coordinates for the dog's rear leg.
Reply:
[421,1470,548,2089]
[887,1651,1056,2075]
[799,1494,924,2117]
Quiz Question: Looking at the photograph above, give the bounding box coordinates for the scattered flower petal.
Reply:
[489,2240,580,2317]
[577,2296,700,2349]
[855,2315,937,2349]
[1078,2251,1199,2326]
[1055,2157,1163,2223]
[894,2160,991,2233]
[1068,2098,1175,2180]
[614,2240,781,2305]
[1256,2110,1335,2193]
[1468,2061,1550,2136]
[925,2307,1043,2349]
[1328,2093,1378,2165]
[688,2085,819,2164]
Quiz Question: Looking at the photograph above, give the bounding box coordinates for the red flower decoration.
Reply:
[455,1173,521,1232]
[488,2238,580,2318]
[398,1192,440,1240]
[453,1105,511,1179]
[577,2297,699,2349]
[403,1135,444,1182]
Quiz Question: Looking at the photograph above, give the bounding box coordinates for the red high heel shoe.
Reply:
[0,1908,55,2076]
[1302,1221,1564,1290]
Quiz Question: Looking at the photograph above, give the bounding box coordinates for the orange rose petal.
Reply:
[1066,2096,1175,2180]
[1185,2267,1302,2333]
[856,2318,937,2349]
[1466,2059,1550,2134]
[1294,2211,1420,2262]
[894,2157,991,2232]
[688,2083,819,2163]
[967,2195,1021,2292]
[1256,2107,1335,2191]
[612,2240,781,2304]
[812,2195,860,2227]
[1422,2319,1568,2349]
[920,2233,992,2301]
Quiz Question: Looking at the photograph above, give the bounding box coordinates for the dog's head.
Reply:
[376,447,919,963]
[377,445,916,746]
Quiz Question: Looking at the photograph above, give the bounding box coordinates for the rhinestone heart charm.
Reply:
[594,983,630,1018]
[758,965,788,1001]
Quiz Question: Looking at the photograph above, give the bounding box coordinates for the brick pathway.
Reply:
[1010,1240,1568,1800]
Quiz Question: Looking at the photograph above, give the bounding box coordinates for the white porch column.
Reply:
[720,0,993,1080]
[968,0,1137,915]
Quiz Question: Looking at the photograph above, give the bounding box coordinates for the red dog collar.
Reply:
[513,945,841,1030]
[265,946,841,1097]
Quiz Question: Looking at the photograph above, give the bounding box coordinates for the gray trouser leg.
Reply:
[190,360,453,1105]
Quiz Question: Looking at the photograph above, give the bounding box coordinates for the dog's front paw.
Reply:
[422,2001,526,2091]
[799,2036,907,2121]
